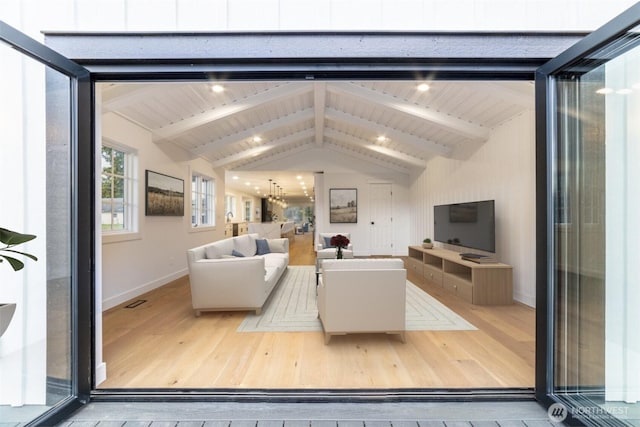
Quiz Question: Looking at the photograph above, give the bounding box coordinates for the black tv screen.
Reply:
[434,200,495,253]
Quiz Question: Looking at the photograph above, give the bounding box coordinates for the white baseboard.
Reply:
[95,362,107,386]
[513,291,535,308]
[102,268,188,311]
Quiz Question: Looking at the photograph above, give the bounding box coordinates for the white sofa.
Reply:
[317,258,406,344]
[186,233,289,316]
[315,232,354,260]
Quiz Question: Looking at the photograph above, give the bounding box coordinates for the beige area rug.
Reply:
[237,265,477,333]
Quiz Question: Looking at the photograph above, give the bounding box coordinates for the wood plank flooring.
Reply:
[99,232,535,389]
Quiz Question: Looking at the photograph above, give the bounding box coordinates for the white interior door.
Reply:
[369,183,393,255]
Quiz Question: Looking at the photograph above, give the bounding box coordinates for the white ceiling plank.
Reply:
[325,108,452,157]
[191,108,315,156]
[233,143,315,170]
[210,128,316,168]
[325,129,426,169]
[102,84,161,112]
[314,82,327,146]
[481,82,534,109]
[153,83,312,140]
[328,82,490,141]
[325,143,411,174]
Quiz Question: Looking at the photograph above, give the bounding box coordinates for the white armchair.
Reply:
[315,232,354,260]
[317,258,407,344]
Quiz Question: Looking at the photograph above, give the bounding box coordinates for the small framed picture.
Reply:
[329,188,357,223]
[145,170,184,216]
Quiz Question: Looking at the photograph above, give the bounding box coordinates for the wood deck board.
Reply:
[99,233,535,389]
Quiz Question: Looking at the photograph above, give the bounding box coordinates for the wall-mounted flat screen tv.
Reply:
[433,200,495,253]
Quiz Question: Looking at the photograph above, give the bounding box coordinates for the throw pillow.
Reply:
[267,239,287,253]
[234,234,257,257]
[256,239,271,255]
[231,249,245,257]
[323,236,335,248]
[205,245,222,259]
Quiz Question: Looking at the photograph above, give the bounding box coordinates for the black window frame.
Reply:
[42,29,587,405]
[0,20,93,426]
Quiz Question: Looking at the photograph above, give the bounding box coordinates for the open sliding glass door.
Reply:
[536,3,640,425]
[0,21,92,426]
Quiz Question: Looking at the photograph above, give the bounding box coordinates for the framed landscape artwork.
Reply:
[329,188,357,223]
[145,170,184,216]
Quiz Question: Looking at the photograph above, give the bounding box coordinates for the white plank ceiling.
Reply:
[100,80,534,201]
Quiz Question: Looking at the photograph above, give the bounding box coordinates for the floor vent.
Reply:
[125,300,147,309]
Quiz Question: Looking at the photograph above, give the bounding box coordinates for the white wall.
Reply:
[410,110,536,306]
[316,172,411,257]
[100,112,226,310]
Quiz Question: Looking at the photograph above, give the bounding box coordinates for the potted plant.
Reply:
[422,238,433,249]
[0,227,38,338]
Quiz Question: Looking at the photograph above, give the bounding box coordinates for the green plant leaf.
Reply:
[0,228,37,245]
[1,249,38,262]
[0,255,25,271]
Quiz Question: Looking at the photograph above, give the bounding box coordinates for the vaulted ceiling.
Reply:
[99,80,534,201]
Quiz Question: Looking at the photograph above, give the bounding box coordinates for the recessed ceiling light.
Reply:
[211,84,224,93]
[232,175,239,180]
[376,135,387,142]
[296,175,302,180]
[252,136,262,143]
[245,182,251,186]
[596,87,614,94]
[417,83,430,92]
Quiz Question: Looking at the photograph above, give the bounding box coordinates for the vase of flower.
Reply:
[330,234,350,260]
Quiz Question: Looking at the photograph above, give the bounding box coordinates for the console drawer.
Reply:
[423,264,443,286]
[443,273,473,303]
[406,257,423,276]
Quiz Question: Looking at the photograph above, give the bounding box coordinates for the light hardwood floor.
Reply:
[99,232,535,389]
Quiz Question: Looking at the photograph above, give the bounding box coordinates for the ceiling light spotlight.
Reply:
[596,87,614,95]
[417,83,430,92]
[245,182,251,186]
[252,136,262,143]
[376,135,387,143]
[296,175,302,180]
[211,84,225,93]
[232,175,239,180]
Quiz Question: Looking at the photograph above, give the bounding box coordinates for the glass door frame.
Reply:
[0,21,93,426]
[535,2,640,424]
[44,29,579,403]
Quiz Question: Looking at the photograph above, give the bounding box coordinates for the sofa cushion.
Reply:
[264,252,288,269]
[256,239,271,255]
[205,245,222,259]
[231,249,245,257]
[267,239,287,253]
[234,234,256,257]
[323,236,335,248]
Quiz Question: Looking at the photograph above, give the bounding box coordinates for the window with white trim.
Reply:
[244,199,252,222]
[225,195,237,221]
[101,144,137,233]
[191,173,216,228]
